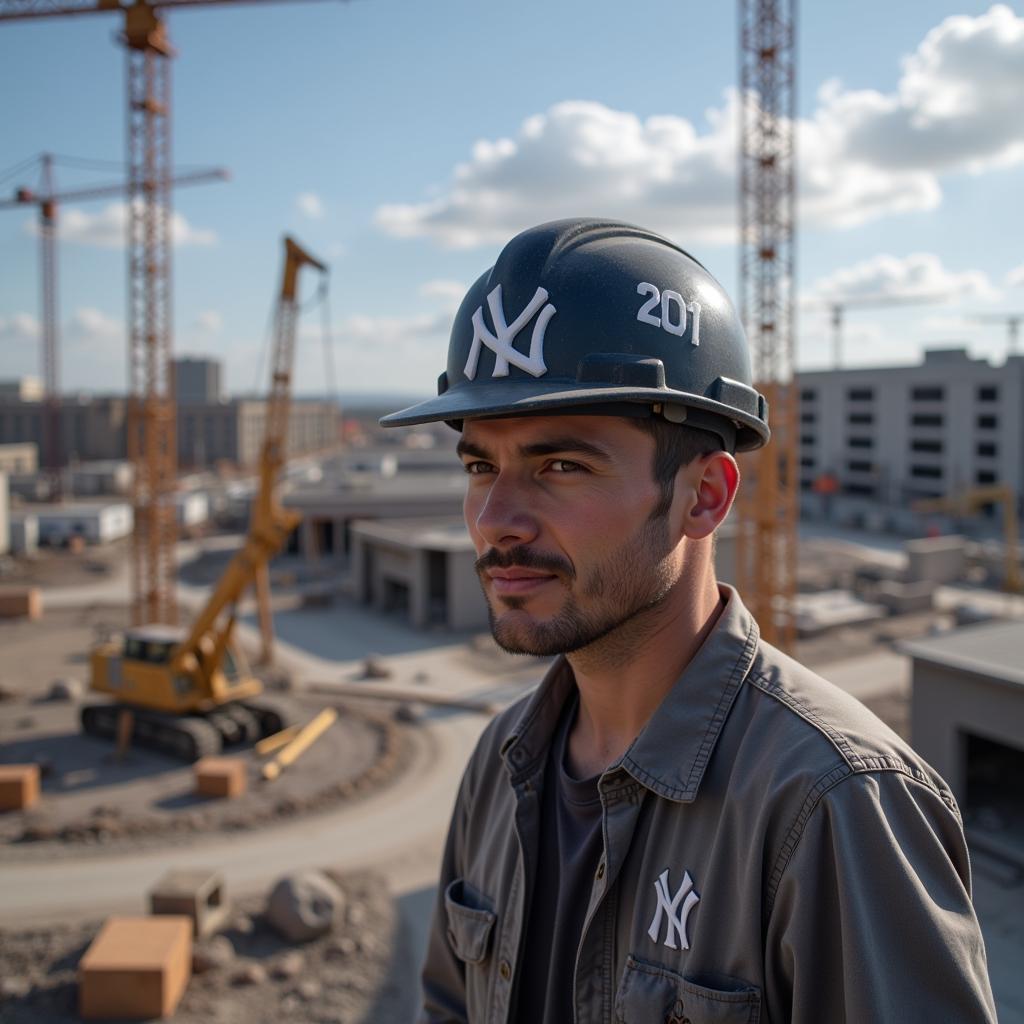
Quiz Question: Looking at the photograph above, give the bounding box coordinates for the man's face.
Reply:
[459,414,682,657]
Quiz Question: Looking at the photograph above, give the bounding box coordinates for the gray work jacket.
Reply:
[420,587,997,1023]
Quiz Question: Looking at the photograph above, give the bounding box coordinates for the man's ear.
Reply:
[680,451,740,540]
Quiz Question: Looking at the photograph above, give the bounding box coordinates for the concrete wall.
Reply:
[36,503,133,545]
[9,514,38,556]
[911,661,1024,803]
[0,443,37,475]
[0,472,8,556]
[446,549,489,630]
[905,535,967,585]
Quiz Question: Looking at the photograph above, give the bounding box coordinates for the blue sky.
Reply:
[1,0,1023,397]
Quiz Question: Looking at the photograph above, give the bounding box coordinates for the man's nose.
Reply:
[471,472,540,549]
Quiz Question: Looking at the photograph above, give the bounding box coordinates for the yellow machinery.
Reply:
[913,485,1022,593]
[83,237,328,761]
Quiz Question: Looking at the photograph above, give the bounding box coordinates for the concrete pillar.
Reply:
[410,549,429,629]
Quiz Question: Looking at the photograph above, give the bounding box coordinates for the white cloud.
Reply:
[376,5,1024,249]
[194,310,223,334]
[292,309,451,394]
[0,312,41,341]
[35,200,217,248]
[805,252,999,305]
[296,192,325,220]
[67,307,122,349]
[418,279,466,306]
[1006,264,1024,289]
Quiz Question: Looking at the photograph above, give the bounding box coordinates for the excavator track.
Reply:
[81,703,222,763]
[240,696,296,738]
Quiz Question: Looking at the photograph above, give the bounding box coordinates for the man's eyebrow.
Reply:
[520,438,614,463]
[456,438,491,461]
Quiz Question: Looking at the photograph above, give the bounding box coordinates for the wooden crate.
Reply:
[0,586,41,620]
[79,916,191,1019]
[194,756,247,799]
[0,764,40,811]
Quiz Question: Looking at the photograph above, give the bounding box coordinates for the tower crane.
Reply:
[970,312,1022,358]
[0,155,228,499]
[83,236,327,761]
[0,0,345,628]
[813,294,940,369]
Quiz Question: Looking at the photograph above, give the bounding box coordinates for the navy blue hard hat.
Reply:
[380,218,769,452]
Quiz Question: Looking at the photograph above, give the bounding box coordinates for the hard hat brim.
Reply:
[380,378,769,452]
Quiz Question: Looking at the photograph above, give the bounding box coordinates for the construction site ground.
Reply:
[0,604,410,859]
[1,525,1022,1022]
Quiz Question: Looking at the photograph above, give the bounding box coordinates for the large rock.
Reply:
[266,870,345,943]
[47,678,83,701]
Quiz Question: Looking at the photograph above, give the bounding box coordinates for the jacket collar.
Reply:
[500,585,760,802]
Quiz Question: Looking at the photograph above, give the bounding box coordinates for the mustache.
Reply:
[475,545,575,580]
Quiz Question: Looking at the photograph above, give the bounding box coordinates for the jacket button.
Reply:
[499,960,512,981]
[595,862,605,880]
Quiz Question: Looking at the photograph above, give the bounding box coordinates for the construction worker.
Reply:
[381,218,996,1023]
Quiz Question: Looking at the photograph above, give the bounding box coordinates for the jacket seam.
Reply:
[683,616,761,797]
[622,617,760,802]
[747,670,955,806]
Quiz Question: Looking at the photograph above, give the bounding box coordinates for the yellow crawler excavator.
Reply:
[82,237,328,760]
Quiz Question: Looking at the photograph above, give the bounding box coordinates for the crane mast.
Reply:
[736,0,799,649]
[171,236,326,679]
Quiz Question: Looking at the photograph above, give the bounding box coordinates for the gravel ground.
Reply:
[0,870,408,1024]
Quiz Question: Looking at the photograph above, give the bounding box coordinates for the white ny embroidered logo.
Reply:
[463,284,556,381]
[647,868,699,950]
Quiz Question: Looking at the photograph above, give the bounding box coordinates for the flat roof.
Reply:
[350,515,475,552]
[900,620,1024,690]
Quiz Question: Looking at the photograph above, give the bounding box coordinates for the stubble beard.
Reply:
[480,512,678,659]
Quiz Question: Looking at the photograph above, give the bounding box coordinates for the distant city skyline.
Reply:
[2,1,1022,394]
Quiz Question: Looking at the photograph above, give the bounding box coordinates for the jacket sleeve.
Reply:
[764,770,997,1024]
[418,758,475,1024]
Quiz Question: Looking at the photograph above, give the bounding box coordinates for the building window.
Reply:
[800,434,815,447]
[911,386,945,401]
[911,439,943,453]
[911,413,943,427]
[848,412,874,425]
[800,412,816,424]
[800,456,816,468]
[977,385,998,402]
[976,470,997,485]
[800,388,817,402]
[911,464,943,479]
[977,414,998,430]
[848,436,873,449]
[843,483,876,496]
[846,460,873,473]
[847,388,874,401]
[976,442,997,457]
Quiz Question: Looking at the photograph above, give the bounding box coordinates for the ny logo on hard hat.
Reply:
[647,868,699,950]
[464,284,556,381]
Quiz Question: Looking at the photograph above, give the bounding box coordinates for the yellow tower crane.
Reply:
[84,236,328,761]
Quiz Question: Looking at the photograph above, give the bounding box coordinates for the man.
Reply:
[381,218,996,1023]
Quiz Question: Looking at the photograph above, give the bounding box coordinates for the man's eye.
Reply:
[548,460,584,473]
[463,461,494,475]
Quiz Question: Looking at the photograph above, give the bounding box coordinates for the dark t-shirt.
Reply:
[515,695,605,1023]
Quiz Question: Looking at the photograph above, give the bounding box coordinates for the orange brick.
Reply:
[0,764,40,811]
[194,756,247,799]
[79,916,191,1020]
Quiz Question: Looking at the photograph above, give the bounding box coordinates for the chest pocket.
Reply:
[615,956,761,1024]
[444,878,497,964]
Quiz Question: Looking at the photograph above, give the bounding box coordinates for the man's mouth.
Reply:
[485,567,558,596]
